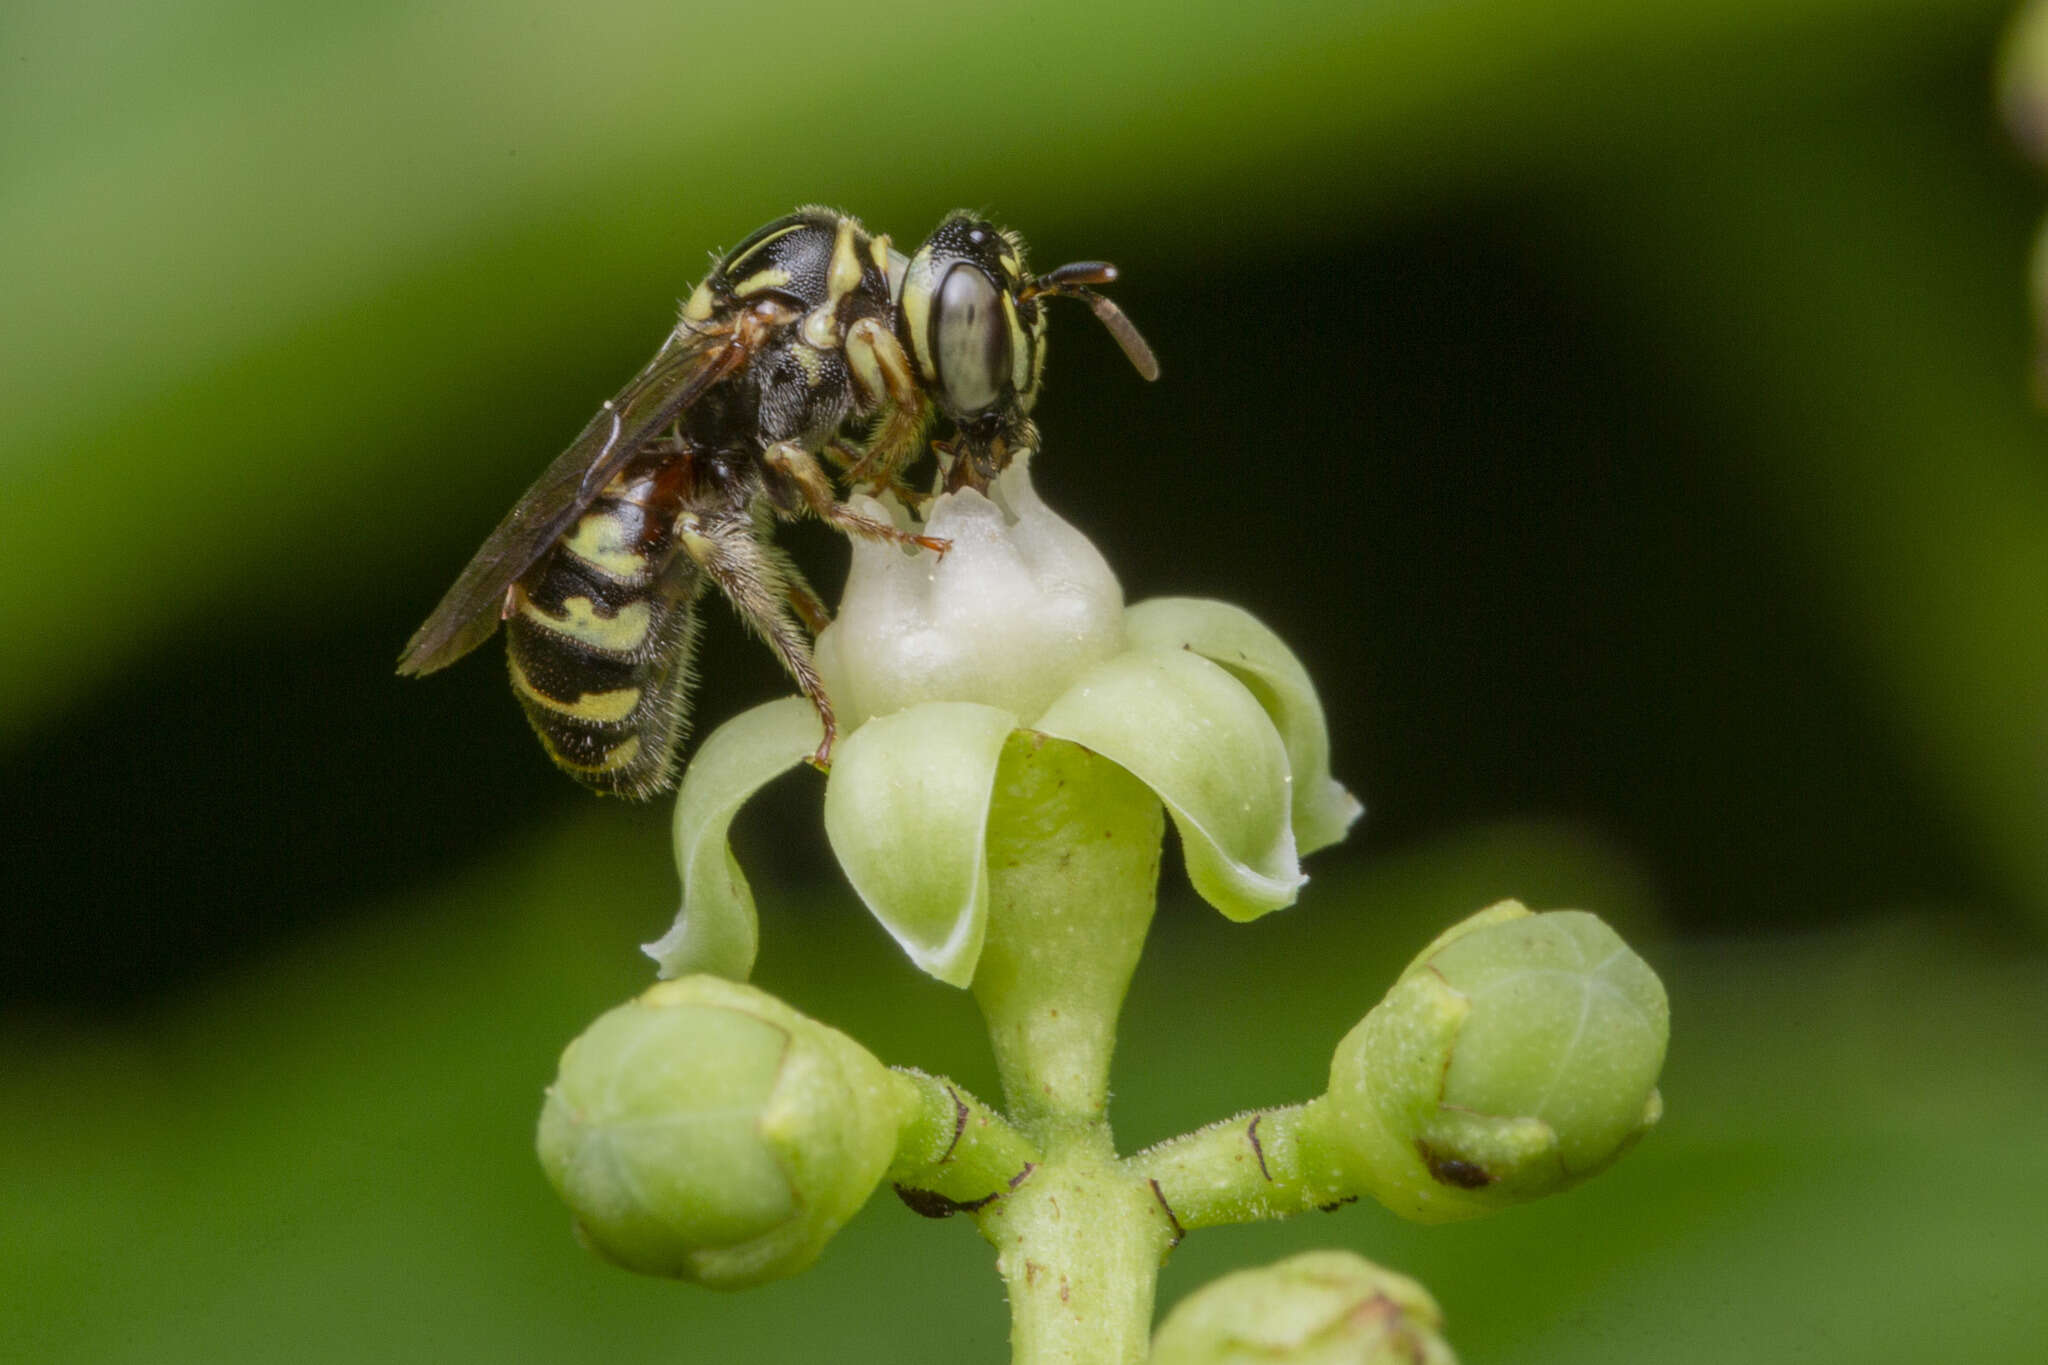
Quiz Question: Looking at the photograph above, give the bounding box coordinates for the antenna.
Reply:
[1025,262,1161,381]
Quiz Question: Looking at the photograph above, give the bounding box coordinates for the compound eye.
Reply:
[933,263,1008,416]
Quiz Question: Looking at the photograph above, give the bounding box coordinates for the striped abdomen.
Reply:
[506,466,703,798]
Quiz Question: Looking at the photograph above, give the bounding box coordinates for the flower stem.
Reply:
[888,1069,1039,1212]
[978,1133,1174,1365]
[968,733,1172,1363]
[970,733,1163,1136]
[1123,1101,1354,1230]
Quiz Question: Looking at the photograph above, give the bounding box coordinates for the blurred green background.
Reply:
[6,1,2047,1361]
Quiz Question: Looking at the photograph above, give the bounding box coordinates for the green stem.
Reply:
[968,733,1172,1364]
[888,1069,1040,1212]
[970,733,1163,1136]
[978,1132,1174,1365]
[1123,1100,1353,1230]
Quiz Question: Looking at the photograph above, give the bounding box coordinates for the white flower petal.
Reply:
[822,702,1018,987]
[814,451,1124,728]
[1034,649,1303,921]
[1124,597,1362,854]
[645,697,819,981]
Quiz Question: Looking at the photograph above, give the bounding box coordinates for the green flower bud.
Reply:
[536,976,917,1287]
[1319,902,1667,1223]
[2001,0,2048,168]
[1151,1250,1456,1365]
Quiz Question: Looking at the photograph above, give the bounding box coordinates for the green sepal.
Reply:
[1035,646,1302,920]
[646,697,818,981]
[1124,597,1362,854]
[821,701,1018,986]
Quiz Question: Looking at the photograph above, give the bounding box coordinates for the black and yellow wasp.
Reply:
[397,207,1156,798]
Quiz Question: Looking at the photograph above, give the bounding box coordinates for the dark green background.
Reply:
[5,1,2045,1361]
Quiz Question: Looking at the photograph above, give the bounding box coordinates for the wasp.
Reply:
[397,206,1156,798]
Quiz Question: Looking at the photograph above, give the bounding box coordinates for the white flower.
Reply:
[813,457,1126,727]
[646,454,1361,987]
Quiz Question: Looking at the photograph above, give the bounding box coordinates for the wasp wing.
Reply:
[397,326,748,676]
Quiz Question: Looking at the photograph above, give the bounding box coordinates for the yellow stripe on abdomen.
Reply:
[560,514,650,581]
[515,590,653,655]
[555,733,643,776]
[508,654,643,724]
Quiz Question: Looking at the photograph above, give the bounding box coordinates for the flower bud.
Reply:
[536,976,916,1287]
[1151,1250,1456,1365]
[1319,902,1666,1223]
[2002,0,2048,168]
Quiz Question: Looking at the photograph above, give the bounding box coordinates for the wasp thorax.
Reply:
[934,265,1008,416]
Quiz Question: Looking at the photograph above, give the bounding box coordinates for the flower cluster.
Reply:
[533,447,1670,1364]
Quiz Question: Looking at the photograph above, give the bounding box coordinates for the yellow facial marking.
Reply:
[732,266,793,298]
[868,232,893,277]
[560,514,649,581]
[1002,290,1032,395]
[998,250,1022,280]
[901,256,938,379]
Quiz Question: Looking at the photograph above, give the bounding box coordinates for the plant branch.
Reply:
[1124,1100,1354,1231]
[888,1069,1040,1213]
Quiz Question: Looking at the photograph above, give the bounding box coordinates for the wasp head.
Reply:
[898,212,1157,490]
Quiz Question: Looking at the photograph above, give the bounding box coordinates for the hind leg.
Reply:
[678,507,839,769]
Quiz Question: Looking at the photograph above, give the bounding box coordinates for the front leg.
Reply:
[825,437,929,511]
[843,316,934,494]
[761,440,950,557]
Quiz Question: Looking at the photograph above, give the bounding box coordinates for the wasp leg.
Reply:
[825,437,927,511]
[843,317,933,494]
[785,577,831,636]
[761,534,833,635]
[761,440,950,557]
[679,508,838,769]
